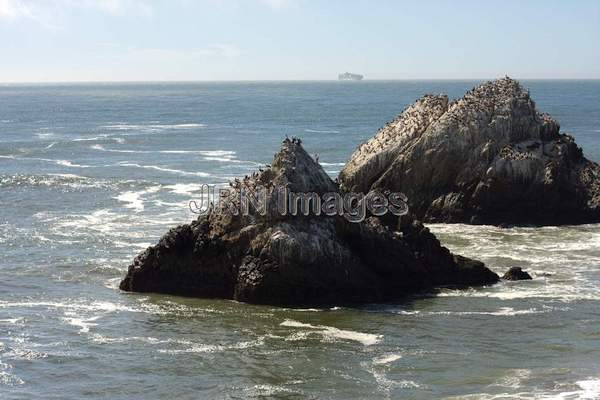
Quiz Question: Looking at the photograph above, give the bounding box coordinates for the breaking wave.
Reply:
[117,162,210,177]
[100,123,204,131]
[280,319,381,346]
[305,129,341,134]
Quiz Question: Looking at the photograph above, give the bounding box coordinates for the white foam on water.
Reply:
[44,142,57,149]
[1,297,235,322]
[118,162,210,177]
[0,156,92,168]
[35,132,54,138]
[0,318,23,324]
[427,222,600,303]
[203,156,238,162]
[154,200,188,208]
[2,173,117,192]
[198,151,260,165]
[280,319,381,346]
[575,379,600,399]
[319,162,345,166]
[101,124,141,130]
[114,186,161,212]
[164,183,206,196]
[0,299,212,325]
[122,241,152,249]
[451,377,600,399]
[373,354,402,365]
[393,307,547,317]
[305,129,341,134]
[437,286,600,302]
[363,359,421,393]
[198,150,236,157]
[38,157,91,168]
[0,173,116,191]
[92,145,225,155]
[490,369,532,389]
[246,383,301,397]
[160,150,199,154]
[89,334,161,344]
[100,123,204,131]
[52,209,133,237]
[115,191,145,212]
[158,338,264,354]
[0,300,133,313]
[72,135,108,142]
[467,307,544,316]
[62,312,101,333]
[169,123,204,128]
[72,133,126,144]
[4,347,48,361]
[0,361,24,386]
[55,159,89,168]
[47,173,84,179]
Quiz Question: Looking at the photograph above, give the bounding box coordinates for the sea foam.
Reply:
[118,162,210,177]
[280,319,381,346]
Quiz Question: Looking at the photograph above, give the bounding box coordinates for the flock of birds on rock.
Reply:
[348,76,533,167]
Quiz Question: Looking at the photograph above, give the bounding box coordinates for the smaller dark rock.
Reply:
[502,267,533,281]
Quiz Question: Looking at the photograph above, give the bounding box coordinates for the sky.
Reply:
[0,0,599,82]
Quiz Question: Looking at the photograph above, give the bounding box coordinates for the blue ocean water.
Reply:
[1,80,600,399]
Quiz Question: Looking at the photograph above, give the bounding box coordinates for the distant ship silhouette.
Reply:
[338,72,364,81]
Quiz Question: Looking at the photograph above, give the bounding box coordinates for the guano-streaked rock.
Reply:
[339,77,600,225]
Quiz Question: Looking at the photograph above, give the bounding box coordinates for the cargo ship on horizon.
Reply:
[338,72,364,81]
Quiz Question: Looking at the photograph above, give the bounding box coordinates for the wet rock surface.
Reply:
[502,267,533,281]
[339,77,600,226]
[120,139,499,305]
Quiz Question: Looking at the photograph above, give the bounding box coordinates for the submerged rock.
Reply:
[502,267,533,281]
[120,139,498,306]
[339,77,600,226]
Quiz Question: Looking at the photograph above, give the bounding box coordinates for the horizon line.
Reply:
[1,78,600,85]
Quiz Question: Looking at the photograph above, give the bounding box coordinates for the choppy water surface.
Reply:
[1,81,599,399]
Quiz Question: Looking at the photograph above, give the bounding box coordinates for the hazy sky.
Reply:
[1,0,599,82]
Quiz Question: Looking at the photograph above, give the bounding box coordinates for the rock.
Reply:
[120,139,499,306]
[339,77,600,226]
[502,267,533,281]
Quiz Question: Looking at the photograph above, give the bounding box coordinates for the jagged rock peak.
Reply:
[272,138,337,193]
[339,77,600,225]
[208,138,336,225]
[466,76,527,101]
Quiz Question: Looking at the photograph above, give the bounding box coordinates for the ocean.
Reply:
[1,80,599,399]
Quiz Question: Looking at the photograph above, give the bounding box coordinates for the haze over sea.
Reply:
[1,80,600,399]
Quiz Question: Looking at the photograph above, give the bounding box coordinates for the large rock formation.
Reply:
[339,77,600,225]
[120,139,498,306]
